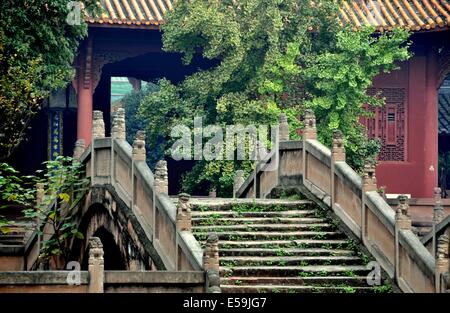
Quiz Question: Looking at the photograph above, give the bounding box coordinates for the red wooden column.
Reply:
[423,47,439,197]
[77,38,93,147]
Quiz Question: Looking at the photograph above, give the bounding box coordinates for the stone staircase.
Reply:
[192,200,392,293]
[0,221,34,247]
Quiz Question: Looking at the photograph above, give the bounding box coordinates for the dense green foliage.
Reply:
[0,0,99,160]
[0,163,35,233]
[136,0,410,195]
[121,83,163,167]
[23,156,89,267]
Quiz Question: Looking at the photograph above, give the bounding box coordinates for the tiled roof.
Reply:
[439,93,450,135]
[87,0,172,26]
[339,0,450,31]
[88,0,450,31]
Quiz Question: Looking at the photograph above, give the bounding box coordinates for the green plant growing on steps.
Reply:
[0,163,36,233]
[22,156,90,268]
[319,270,330,277]
[321,243,332,250]
[344,270,357,278]
[357,252,370,266]
[298,271,313,278]
[278,260,287,266]
[373,282,393,293]
[341,286,357,294]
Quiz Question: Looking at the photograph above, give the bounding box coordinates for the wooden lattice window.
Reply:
[364,88,407,161]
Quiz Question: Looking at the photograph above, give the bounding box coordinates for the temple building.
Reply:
[8,0,450,199]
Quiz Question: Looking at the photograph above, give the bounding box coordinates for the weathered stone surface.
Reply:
[332,129,345,162]
[303,109,317,140]
[203,233,219,272]
[88,237,104,293]
[362,159,377,192]
[176,193,192,231]
[132,130,146,161]
[154,160,168,194]
[93,111,105,139]
[73,139,86,160]
[395,195,412,230]
[279,113,289,141]
[111,108,126,140]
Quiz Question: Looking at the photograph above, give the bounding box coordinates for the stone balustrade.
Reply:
[76,110,205,275]
[236,111,446,293]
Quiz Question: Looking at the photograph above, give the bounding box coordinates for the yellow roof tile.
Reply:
[87,0,450,31]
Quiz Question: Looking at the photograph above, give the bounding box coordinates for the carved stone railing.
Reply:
[237,112,445,293]
[0,237,207,293]
[77,109,203,272]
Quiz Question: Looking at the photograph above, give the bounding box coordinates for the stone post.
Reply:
[209,188,217,198]
[132,131,146,162]
[154,160,168,195]
[279,113,290,141]
[256,140,266,162]
[396,195,411,222]
[362,159,377,192]
[331,129,345,162]
[361,159,378,243]
[36,183,45,208]
[394,195,411,284]
[331,130,345,214]
[303,109,317,140]
[435,234,449,293]
[176,193,192,231]
[111,108,126,140]
[433,187,445,257]
[92,111,105,139]
[233,170,245,198]
[206,269,221,293]
[73,139,86,160]
[203,233,219,272]
[378,186,387,201]
[35,183,45,251]
[302,110,316,187]
[88,237,104,293]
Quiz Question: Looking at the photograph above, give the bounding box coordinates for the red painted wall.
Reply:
[372,45,438,198]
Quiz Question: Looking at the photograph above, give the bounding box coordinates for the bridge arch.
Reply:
[68,187,159,271]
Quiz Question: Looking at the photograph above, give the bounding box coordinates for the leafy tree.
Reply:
[138,0,411,195]
[23,156,89,268]
[121,83,163,167]
[302,27,410,170]
[1,157,89,268]
[0,0,100,160]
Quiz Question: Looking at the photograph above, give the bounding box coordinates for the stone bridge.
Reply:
[0,109,220,293]
[0,109,449,293]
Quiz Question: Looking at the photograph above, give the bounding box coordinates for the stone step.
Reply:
[220,285,376,293]
[220,256,363,266]
[0,239,26,245]
[195,231,343,241]
[219,248,354,257]
[217,239,349,249]
[192,223,332,232]
[220,265,370,277]
[0,234,27,239]
[191,210,317,218]
[189,199,313,211]
[221,276,370,287]
[192,217,328,225]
